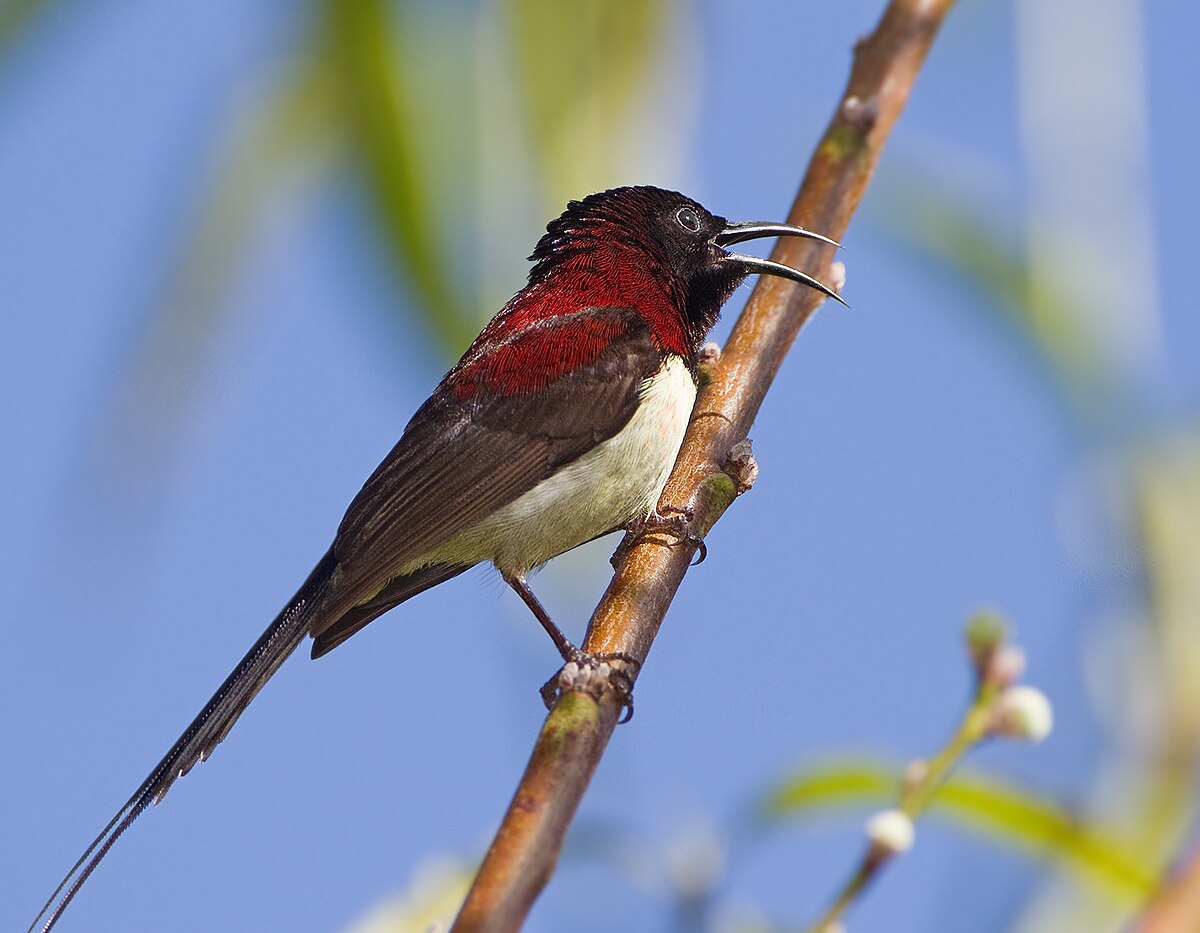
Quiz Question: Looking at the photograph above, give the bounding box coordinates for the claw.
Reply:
[615,507,707,567]
[540,652,641,723]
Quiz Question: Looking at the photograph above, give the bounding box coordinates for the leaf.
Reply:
[761,760,1156,902]
[762,760,898,817]
[504,0,667,205]
[0,0,59,64]
[934,771,1156,899]
[342,855,474,933]
[323,0,476,356]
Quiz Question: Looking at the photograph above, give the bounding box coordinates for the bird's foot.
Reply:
[611,505,707,569]
[540,650,642,724]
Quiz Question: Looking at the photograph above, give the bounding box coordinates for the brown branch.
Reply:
[1136,845,1200,933]
[451,2,958,930]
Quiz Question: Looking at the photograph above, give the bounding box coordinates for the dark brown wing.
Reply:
[310,562,468,658]
[321,307,667,631]
[29,309,672,933]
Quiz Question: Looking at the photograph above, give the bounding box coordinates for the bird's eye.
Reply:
[675,207,701,233]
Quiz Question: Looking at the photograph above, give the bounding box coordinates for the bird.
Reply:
[30,185,843,931]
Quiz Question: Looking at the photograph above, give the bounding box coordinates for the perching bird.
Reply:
[30,185,842,931]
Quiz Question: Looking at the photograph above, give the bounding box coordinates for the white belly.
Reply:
[407,355,696,578]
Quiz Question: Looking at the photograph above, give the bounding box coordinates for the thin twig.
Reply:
[451,2,959,930]
[807,617,1051,932]
[808,670,999,932]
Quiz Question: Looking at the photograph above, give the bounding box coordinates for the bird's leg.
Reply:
[506,575,640,722]
[611,504,707,569]
[508,574,578,661]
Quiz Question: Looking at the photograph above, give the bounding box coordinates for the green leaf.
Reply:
[0,0,59,64]
[323,0,476,356]
[761,760,1156,902]
[762,760,898,818]
[934,771,1156,899]
[504,0,667,205]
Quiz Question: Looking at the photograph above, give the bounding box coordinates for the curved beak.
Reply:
[715,221,847,307]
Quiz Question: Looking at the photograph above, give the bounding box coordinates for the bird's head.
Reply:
[528,186,843,357]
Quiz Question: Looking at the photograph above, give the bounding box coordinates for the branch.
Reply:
[451,2,959,930]
[808,616,1053,932]
[1136,846,1200,933]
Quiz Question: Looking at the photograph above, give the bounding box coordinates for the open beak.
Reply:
[715,221,847,307]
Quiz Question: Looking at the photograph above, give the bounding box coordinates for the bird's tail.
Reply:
[28,549,338,933]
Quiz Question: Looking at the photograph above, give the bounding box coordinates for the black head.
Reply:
[529,186,843,350]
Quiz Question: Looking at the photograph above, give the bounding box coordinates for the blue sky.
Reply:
[3,2,1198,931]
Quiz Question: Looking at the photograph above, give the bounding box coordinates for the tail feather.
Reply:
[29,550,338,933]
[309,562,467,659]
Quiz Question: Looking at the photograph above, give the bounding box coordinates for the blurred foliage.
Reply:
[0,0,57,62]
[505,0,666,208]
[763,760,1154,902]
[1136,438,1200,745]
[3,0,682,466]
[876,177,1115,417]
[117,56,337,447]
[856,158,1200,926]
[871,32,1198,920]
[342,856,474,933]
[762,760,893,815]
[324,0,475,355]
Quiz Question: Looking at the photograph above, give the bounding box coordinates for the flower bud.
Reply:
[864,808,915,856]
[985,645,1026,688]
[965,611,1010,671]
[991,686,1053,742]
[830,260,847,292]
[902,759,929,796]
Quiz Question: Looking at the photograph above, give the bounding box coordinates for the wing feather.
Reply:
[322,308,669,633]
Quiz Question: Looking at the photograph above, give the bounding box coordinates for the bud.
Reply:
[991,686,1053,742]
[965,610,1011,676]
[830,260,847,293]
[985,645,1026,688]
[902,759,929,796]
[864,808,915,856]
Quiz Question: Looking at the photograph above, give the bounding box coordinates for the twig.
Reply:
[808,616,1052,932]
[451,2,959,930]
